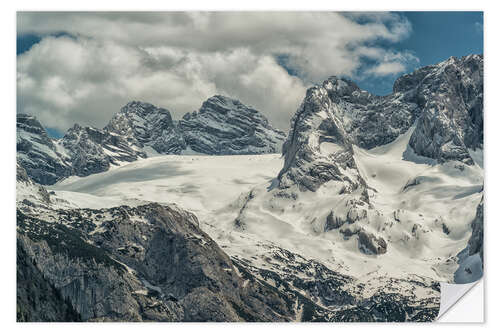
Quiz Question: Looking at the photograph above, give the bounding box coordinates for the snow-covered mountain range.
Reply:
[16,55,483,322]
[17,161,440,321]
[248,54,484,282]
[17,95,286,185]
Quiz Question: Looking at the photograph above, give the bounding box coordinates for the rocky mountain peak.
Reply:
[120,100,173,119]
[107,101,174,137]
[281,54,483,185]
[179,95,286,155]
[106,100,184,154]
[17,114,49,136]
[322,76,361,97]
[201,94,245,110]
[18,94,287,184]
[17,114,72,185]
[278,80,365,194]
[406,54,483,163]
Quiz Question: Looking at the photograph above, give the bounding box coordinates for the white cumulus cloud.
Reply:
[17,12,417,132]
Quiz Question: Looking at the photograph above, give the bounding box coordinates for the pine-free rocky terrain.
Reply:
[17,55,483,322]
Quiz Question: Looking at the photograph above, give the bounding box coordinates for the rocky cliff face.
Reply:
[17,204,297,321]
[468,196,484,262]
[400,55,483,164]
[278,78,371,193]
[60,124,145,177]
[105,101,186,154]
[179,95,286,155]
[17,241,81,322]
[17,114,72,185]
[270,55,483,268]
[279,55,483,192]
[17,96,285,185]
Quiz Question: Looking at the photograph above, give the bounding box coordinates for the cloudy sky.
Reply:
[17,11,483,136]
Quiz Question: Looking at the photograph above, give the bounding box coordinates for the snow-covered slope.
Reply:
[50,154,282,213]
[18,158,439,322]
[45,153,440,321]
[49,132,482,285]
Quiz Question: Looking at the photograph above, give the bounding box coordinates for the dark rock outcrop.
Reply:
[17,199,298,322]
[403,55,483,164]
[278,55,483,194]
[179,95,286,155]
[17,242,81,322]
[357,230,388,255]
[468,196,484,262]
[61,124,145,177]
[16,114,72,185]
[105,101,186,154]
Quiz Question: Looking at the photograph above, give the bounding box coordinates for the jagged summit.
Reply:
[17,95,286,184]
[121,100,167,112]
[198,95,255,114]
[322,76,363,97]
[281,54,483,176]
[106,100,185,154]
[269,54,484,269]
[179,95,286,155]
[17,113,72,184]
[278,81,362,192]
[106,100,175,137]
[61,123,145,177]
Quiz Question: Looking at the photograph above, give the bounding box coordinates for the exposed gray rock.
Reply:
[324,211,345,231]
[453,195,484,283]
[279,55,483,194]
[16,161,32,183]
[17,241,81,322]
[61,125,113,177]
[468,196,484,261]
[403,55,483,164]
[16,114,72,185]
[60,124,145,177]
[18,97,286,185]
[324,207,368,232]
[106,101,186,154]
[358,230,388,255]
[322,77,420,149]
[277,80,368,193]
[17,201,298,322]
[179,95,286,155]
[16,162,51,204]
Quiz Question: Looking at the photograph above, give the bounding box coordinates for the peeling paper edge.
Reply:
[437,279,484,322]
